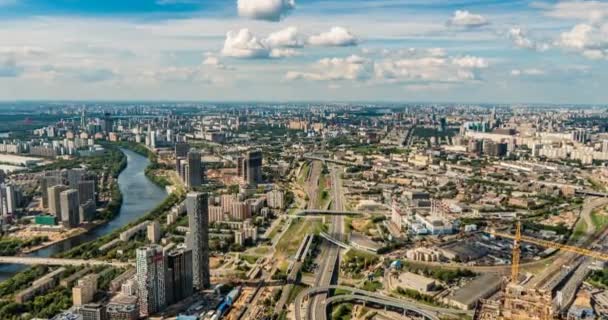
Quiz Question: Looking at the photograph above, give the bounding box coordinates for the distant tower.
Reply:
[186,151,203,188]
[186,192,210,290]
[246,150,263,185]
[136,245,167,317]
[174,142,190,158]
[80,108,87,129]
[103,112,113,134]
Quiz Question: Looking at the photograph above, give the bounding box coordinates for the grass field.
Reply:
[591,210,608,231]
[298,162,310,185]
[275,218,325,257]
[570,219,588,242]
[316,173,331,209]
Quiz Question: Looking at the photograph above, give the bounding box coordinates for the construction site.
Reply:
[474,221,608,320]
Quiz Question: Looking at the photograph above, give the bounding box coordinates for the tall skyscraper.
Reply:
[186,151,203,188]
[236,156,245,179]
[165,249,193,305]
[186,192,210,290]
[103,112,113,133]
[80,108,87,129]
[0,184,18,216]
[136,245,166,317]
[67,169,85,188]
[48,184,68,218]
[174,142,190,158]
[40,175,61,208]
[246,150,263,185]
[77,180,96,204]
[60,189,80,228]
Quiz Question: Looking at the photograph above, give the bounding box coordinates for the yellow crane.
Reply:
[489,221,608,282]
[475,222,608,320]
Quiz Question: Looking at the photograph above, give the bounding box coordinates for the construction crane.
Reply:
[510,221,521,284]
[475,221,608,320]
[488,222,608,278]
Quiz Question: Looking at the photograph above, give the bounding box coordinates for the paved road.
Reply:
[306,161,322,209]
[324,295,439,320]
[528,197,608,288]
[310,166,345,320]
[295,285,471,320]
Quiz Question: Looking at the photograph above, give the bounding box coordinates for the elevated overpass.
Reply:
[318,232,351,250]
[294,285,470,320]
[294,209,363,217]
[325,295,440,320]
[0,256,133,267]
[303,154,359,167]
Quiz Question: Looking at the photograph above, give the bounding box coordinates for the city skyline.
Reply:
[0,0,607,103]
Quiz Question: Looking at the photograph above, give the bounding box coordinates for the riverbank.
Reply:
[0,148,169,318]
[0,148,167,281]
[4,146,128,257]
[112,141,172,188]
[18,219,109,254]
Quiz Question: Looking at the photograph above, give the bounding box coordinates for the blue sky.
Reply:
[0,0,607,103]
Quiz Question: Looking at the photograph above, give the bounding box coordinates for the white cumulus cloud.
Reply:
[222,28,306,59]
[308,27,358,47]
[286,49,489,85]
[270,48,299,58]
[264,26,305,48]
[557,23,608,59]
[508,27,550,51]
[203,55,227,69]
[511,68,545,76]
[222,29,270,59]
[448,10,489,28]
[237,0,295,22]
[286,55,372,81]
[452,56,488,69]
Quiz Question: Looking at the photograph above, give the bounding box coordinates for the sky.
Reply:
[0,0,607,104]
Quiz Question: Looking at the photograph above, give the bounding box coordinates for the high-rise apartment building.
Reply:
[266,190,285,209]
[103,113,113,133]
[60,189,80,228]
[147,220,161,244]
[72,274,99,306]
[67,169,86,188]
[48,184,68,218]
[136,245,166,317]
[165,249,193,305]
[0,184,18,216]
[78,180,96,204]
[245,150,263,185]
[186,151,203,188]
[186,192,210,290]
[174,142,190,158]
[40,175,61,208]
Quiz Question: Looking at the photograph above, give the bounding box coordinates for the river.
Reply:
[0,148,168,281]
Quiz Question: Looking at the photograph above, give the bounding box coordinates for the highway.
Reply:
[309,166,345,320]
[294,285,471,320]
[0,256,133,267]
[293,209,362,216]
[528,197,608,289]
[324,295,439,320]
